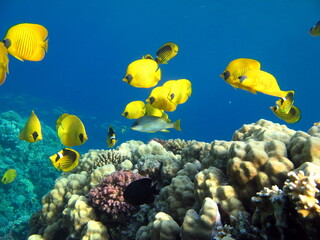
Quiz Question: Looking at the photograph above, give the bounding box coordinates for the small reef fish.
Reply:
[309,20,320,36]
[164,79,192,104]
[121,126,127,134]
[314,122,320,126]
[237,70,294,98]
[0,42,9,86]
[270,99,301,124]
[155,42,179,64]
[142,54,154,60]
[146,86,177,112]
[124,178,159,206]
[220,58,261,88]
[122,101,146,119]
[131,116,181,133]
[123,59,161,88]
[1,169,17,184]
[2,23,48,61]
[145,103,165,117]
[19,110,42,143]
[107,126,117,148]
[277,91,295,115]
[49,148,80,172]
[56,113,88,147]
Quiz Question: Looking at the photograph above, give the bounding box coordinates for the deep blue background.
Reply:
[1,0,320,153]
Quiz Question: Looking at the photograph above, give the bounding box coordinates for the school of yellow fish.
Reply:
[122,42,192,133]
[220,58,301,123]
[1,20,318,180]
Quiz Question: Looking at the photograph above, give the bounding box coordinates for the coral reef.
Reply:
[0,111,63,239]
[87,170,143,222]
[136,212,180,240]
[26,119,320,240]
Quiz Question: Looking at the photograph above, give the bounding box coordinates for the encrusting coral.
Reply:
[136,212,180,240]
[181,197,222,240]
[227,139,294,206]
[27,119,320,240]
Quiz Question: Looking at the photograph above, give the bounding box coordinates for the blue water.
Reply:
[1,0,320,152]
[0,0,320,238]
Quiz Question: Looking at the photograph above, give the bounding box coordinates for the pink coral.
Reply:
[87,170,143,221]
[148,138,168,147]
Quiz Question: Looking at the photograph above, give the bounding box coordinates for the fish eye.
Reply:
[132,122,138,127]
[222,71,230,80]
[79,133,84,143]
[170,93,175,100]
[149,97,155,104]
[125,74,133,84]
[32,131,39,141]
[2,39,11,48]
[124,112,128,117]
[238,76,247,82]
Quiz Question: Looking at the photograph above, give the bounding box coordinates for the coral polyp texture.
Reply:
[26,119,320,240]
[87,170,143,221]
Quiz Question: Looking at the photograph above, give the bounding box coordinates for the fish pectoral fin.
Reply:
[249,89,257,94]
[161,129,170,132]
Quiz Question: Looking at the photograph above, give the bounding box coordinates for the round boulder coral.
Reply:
[87,170,143,222]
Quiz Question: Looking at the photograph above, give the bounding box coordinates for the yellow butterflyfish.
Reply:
[49,148,80,172]
[56,113,88,147]
[19,110,42,143]
[2,23,48,61]
[123,59,161,88]
[0,42,9,86]
[1,169,17,184]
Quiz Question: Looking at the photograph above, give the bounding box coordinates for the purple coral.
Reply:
[87,170,143,221]
[148,138,168,147]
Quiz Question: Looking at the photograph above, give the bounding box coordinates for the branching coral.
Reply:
[87,170,143,223]
[284,170,320,218]
[92,149,131,170]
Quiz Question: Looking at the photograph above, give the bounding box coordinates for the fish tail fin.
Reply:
[173,119,182,131]
[43,39,49,52]
[281,90,294,98]
[283,91,294,102]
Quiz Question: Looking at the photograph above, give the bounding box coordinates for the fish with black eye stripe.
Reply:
[49,148,80,172]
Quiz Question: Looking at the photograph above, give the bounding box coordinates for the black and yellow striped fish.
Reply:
[49,148,80,172]
[2,23,48,61]
[309,20,320,37]
[270,97,301,124]
[155,42,178,64]
[107,126,117,148]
